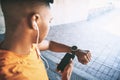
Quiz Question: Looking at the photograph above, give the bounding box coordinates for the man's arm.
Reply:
[39,40,91,80]
[38,40,50,51]
[38,40,91,64]
[38,40,71,52]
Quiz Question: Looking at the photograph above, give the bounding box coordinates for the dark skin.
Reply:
[0,1,91,80]
[39,40,91,64]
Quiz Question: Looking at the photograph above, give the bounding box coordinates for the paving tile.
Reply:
[104,76,112,80]
[95,72,102,78]
[87,68,97,76]
[112,71,120,80]
[108,69,116,77]
[94,63,102,71]
[103,67,111,75]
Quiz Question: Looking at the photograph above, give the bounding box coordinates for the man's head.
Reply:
[1,0,53,43]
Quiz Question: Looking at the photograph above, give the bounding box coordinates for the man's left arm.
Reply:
[38,40,91,64]
[38,40,71,52]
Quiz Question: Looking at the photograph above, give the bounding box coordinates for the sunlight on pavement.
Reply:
[101,9,120,36]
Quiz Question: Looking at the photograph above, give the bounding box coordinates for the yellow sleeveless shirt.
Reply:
[0,44,49,80]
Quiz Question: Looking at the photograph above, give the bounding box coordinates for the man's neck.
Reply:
[0,32,33,55]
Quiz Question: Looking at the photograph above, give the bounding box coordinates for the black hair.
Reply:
[46,0,54,4]
[0,0,54,31]
[1,0,54,6]
[1,0,54,14]
[1,0,54,3]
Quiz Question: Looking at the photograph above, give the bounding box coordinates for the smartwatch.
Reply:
[71,46,78,54]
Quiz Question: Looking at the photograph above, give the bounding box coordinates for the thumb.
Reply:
[64,58,73,70]
[56,63,61,73]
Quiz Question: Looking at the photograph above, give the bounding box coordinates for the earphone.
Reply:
[33,21,39,45]
[34,21,49,70]
[33,21,39,30]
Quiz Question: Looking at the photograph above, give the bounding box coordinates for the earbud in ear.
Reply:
[33,21,39,30]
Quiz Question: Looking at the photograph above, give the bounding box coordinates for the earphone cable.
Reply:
[35,23,49,70]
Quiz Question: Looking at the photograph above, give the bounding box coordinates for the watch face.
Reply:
[72,46,77,51]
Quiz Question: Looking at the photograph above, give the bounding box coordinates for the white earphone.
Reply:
[33,21,49,70]
[33,21,39,30]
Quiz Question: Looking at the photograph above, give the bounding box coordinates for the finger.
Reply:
[89,52,92,59]
[83,56,89,64]
[79,57,88,64]
[88,52,92,61]
[87,51,92,61]
[56,68,61,73]
[69,58,73,63]
[67,58,73,67]
[86,53,91,62]
[56,63,60,72]
[80,59,88,64]
[84,50,91,61]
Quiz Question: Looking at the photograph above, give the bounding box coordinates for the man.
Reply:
[0,0,91,80]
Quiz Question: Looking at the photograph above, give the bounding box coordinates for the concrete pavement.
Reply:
[42,8,120,80]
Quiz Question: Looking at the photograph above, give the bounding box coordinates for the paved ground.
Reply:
[0,6,120,80]
[42,8,120,80]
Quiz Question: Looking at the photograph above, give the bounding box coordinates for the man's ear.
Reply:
[31,14,41,30]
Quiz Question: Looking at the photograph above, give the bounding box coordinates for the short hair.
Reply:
[0,0,54,19]
[1,0,54,4]
[0,0,54,31]
[1,0,54,10]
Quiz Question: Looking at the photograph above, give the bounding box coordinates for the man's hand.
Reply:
[62,59,73,80]
[57,59,73,80]
[76,49,91,64]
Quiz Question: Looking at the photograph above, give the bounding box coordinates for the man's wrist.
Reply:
[70,46,78,55]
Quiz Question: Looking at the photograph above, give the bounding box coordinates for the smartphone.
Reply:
[57,53,75,72]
